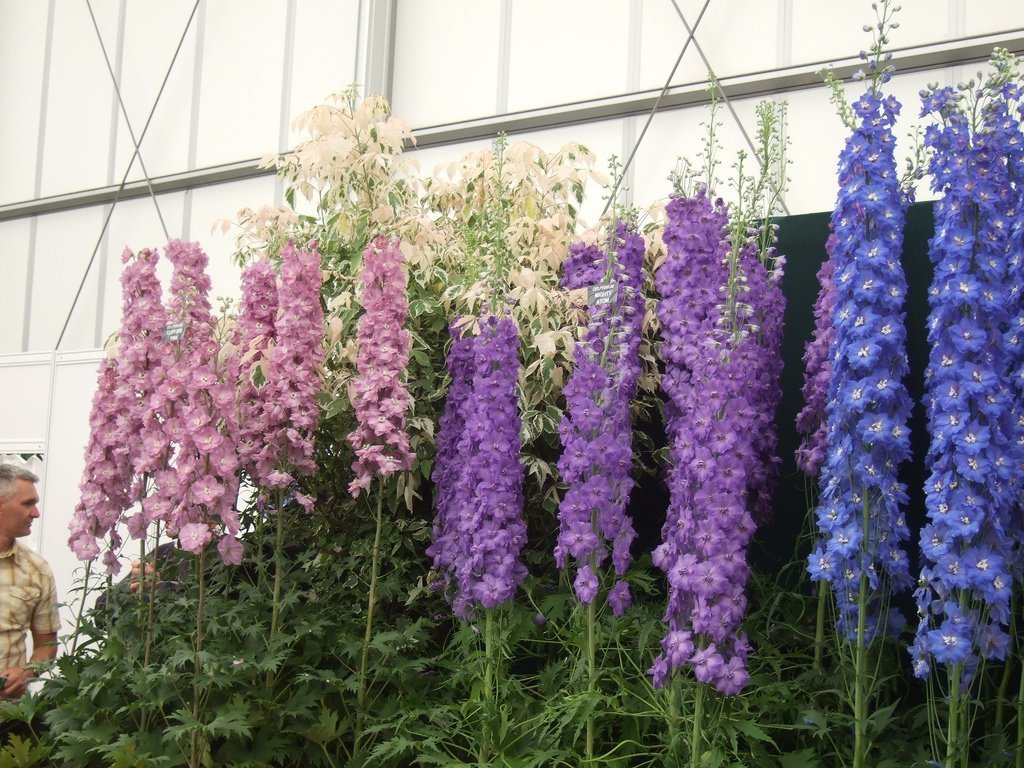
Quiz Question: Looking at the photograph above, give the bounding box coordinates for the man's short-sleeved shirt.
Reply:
[0,541,60,670]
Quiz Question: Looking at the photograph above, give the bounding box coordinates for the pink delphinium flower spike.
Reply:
[347,236,414,496]
[70,246,168,571]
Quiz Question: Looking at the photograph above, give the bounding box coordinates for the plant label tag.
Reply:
[588,282,617,306]
[163,322,185,342]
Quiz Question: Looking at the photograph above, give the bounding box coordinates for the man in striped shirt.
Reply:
[0,465,59,700]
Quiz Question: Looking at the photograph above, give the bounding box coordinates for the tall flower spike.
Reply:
[796,236,838,478]
[650,190,761,695]
[556,221,644,614]
[69,246,167,570]
[807,83,914,641]
[347,236,415,496]
[235,257,279,483]
[910,63,1024,679]
[427,326,478,591]
[244,240,325,498]
[429,316,527,620]
[154,239,243,563]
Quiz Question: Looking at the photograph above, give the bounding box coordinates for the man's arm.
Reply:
[0,629,57,699]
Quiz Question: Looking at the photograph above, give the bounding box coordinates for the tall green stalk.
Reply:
[813,582,827,671]
[140,523,161,734]
[852,495,871,768]
[585,596,597,763]
[481,609,495,765]
[69,560,93,656]
[946,665,962,768]
[143,522,161,669]
[1015,649,1023,768]
[853,570,868,768]
[690,681,704,768]
[266,489,286,690]
[189,548,207,768]
[668,676,681,756]
[354,483,385,757]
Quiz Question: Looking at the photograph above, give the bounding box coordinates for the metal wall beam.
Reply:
[2,29,1021,225]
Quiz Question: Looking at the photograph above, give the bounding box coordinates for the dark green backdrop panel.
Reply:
[753,201,936,576]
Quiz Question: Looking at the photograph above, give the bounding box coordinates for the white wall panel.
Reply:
[0,354,50,452]
[38,0,120,197]
[0,1,49,205]
[28,207,106,353]
[965,0,1024,36]
[289,0,361,144]
[114,0,199,182]
[392,0,502,125]
[639,0,783,92]
[631,96,766,219]
[508,0,631,112]
[0,219,32,354]
[791,0,950,67]
[194,1,287,168]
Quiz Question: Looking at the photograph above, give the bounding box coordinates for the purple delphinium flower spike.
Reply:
[556,221,645,614]
[650,189,779,695]
[429,316,527,619]
[796,236,838,478]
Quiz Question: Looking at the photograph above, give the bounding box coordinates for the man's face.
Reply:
[0,479,41,542]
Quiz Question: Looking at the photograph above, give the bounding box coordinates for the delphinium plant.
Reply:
[651,92,788,767]
[236,239,325,688]
[425,137,529,765]
[555,218,645,761]
[809,4,917,767]
[152,240,245,768]
[68,245,170,676]
[346,235,414,756]
[911,50,1024,768]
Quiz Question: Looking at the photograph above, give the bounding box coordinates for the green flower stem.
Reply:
[586,596,596,764]
[852,495,870,768]
[266,489,286,690]
[690,681,704,768]
[354,482,385,757]
[1015,645,1023,768]
[190,547,207,768]
[69,559,93,656]
[668,674,678,733]
[143,522,161,669]
[481,609,495,765]
[813,581,827,671]
[141,522,161,734]
[946,664,962,768]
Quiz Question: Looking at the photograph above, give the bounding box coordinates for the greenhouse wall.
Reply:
[0,0,1023,637]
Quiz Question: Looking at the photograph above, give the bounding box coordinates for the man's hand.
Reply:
[0,666,33,699]
[129,559,160,593]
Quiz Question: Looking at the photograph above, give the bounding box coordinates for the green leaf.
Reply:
[0,734,52,768]
[729,717,775,746]
[303,706,341,747]
[778,748,820,768]
[206,707,253,740]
